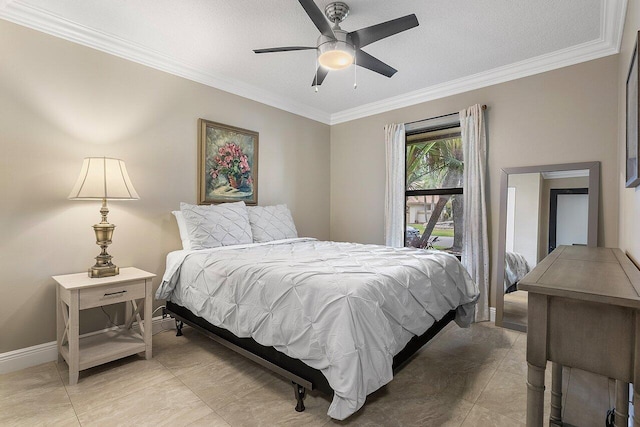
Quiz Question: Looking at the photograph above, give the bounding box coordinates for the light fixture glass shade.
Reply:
[318,49,353,70]
[317,33,354,71]
[68,157,139,200]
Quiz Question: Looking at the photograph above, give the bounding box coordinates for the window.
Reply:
[405,118,463,256]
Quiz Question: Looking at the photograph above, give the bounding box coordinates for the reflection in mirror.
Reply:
[496,163,599,332]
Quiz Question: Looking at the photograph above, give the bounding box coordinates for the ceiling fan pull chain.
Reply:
[354,52,357,89]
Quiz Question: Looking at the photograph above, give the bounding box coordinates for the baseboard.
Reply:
[0,316,175,374]
[2,310,497,374]
[0,341,58,375]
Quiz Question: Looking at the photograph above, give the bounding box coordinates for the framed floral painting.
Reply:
[198,119,258,205]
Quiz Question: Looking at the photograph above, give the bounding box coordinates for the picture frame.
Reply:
[626,31,640,188]
[198,119,259,205]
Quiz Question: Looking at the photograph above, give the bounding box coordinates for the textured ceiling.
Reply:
[0,0,623,123]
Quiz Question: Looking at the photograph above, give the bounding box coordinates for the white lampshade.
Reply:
[68,157,139,200]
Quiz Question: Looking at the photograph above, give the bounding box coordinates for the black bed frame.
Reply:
[165,300,456,412]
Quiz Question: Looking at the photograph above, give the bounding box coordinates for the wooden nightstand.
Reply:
[53,267,156,385]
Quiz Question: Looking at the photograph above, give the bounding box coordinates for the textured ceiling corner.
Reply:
[0,0,332,125]
[0,0,626,126]
[328,0,626,125]
[0,0,15,11]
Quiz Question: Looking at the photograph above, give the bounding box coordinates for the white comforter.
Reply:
[504,251,532,292]
[156,238,479,420]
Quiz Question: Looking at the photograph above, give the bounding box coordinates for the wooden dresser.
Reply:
[519,245,640,427]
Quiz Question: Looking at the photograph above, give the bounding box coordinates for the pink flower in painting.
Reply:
[208,142,252,189]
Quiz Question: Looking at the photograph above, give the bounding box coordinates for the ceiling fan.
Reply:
[253,0,419,87]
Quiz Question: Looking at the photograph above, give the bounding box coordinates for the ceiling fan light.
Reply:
[317,35,354,70]
[318,49,353,70]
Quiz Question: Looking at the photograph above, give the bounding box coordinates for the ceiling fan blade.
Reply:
[349,14,419,48]
[253,46,316,54]
[312,66,329,86]
[355,50,397,78]
[298,0,335,39]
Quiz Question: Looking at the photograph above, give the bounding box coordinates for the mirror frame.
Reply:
[495,161,600,331]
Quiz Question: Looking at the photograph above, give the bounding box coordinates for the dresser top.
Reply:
[518,246,640,308]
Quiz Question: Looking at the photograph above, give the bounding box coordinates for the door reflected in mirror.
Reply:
[497,163,599,332]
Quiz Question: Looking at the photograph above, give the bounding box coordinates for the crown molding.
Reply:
[330,0,626,125]
[329,40,617,125]
[0,0,625,126]
[603,0,628,52]
[0,1,332,125]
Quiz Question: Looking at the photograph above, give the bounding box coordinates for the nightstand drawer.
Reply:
[79,280,146,309]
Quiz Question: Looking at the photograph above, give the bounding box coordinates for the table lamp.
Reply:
[68,157,139,278]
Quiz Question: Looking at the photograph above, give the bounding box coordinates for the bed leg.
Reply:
[175,320,184,336]
[292,382,306,412]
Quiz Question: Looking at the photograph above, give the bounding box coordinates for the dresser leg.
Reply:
[632,310,640,427]
[614,380,629,427]
[633,385,640,427]
[550,363,563,426]
[527,363,545,427]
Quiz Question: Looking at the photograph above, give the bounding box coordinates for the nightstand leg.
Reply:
[68,290,80,385]
[56,286,64,364]
[124,300,132,329]
[144,279,152,360]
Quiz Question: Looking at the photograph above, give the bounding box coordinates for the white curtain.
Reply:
[384,123,405,247]
[460,105,489,322]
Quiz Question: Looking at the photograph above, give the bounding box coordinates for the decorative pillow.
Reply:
[247,204,298,243]
[180,201,253,249]
[172,210,192,250]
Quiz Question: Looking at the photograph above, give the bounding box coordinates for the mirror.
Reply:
[495,162,599,332]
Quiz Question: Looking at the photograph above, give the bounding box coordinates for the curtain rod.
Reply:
[404,104,487,126]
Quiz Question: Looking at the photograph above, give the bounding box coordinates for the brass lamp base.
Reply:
[89,264,120,278]
[88,199,120,278]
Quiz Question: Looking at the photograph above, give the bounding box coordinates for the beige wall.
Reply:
[331,56,620,306]
[618,3,640,264]
[0,21,330,353]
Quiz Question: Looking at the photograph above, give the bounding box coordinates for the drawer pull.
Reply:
[103,290,127,297]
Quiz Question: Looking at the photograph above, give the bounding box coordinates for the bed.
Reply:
[156,202,479,420]
[504,251,532,293]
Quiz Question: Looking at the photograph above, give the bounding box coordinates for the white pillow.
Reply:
[247,204,298,243]
[180,201,253,250]
[171,211,192,250]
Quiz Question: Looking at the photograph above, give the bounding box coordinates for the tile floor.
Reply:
[0,321,617,426]
[503,290,528,328]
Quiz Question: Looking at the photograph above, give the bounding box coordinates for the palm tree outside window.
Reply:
[405,124,463,257]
